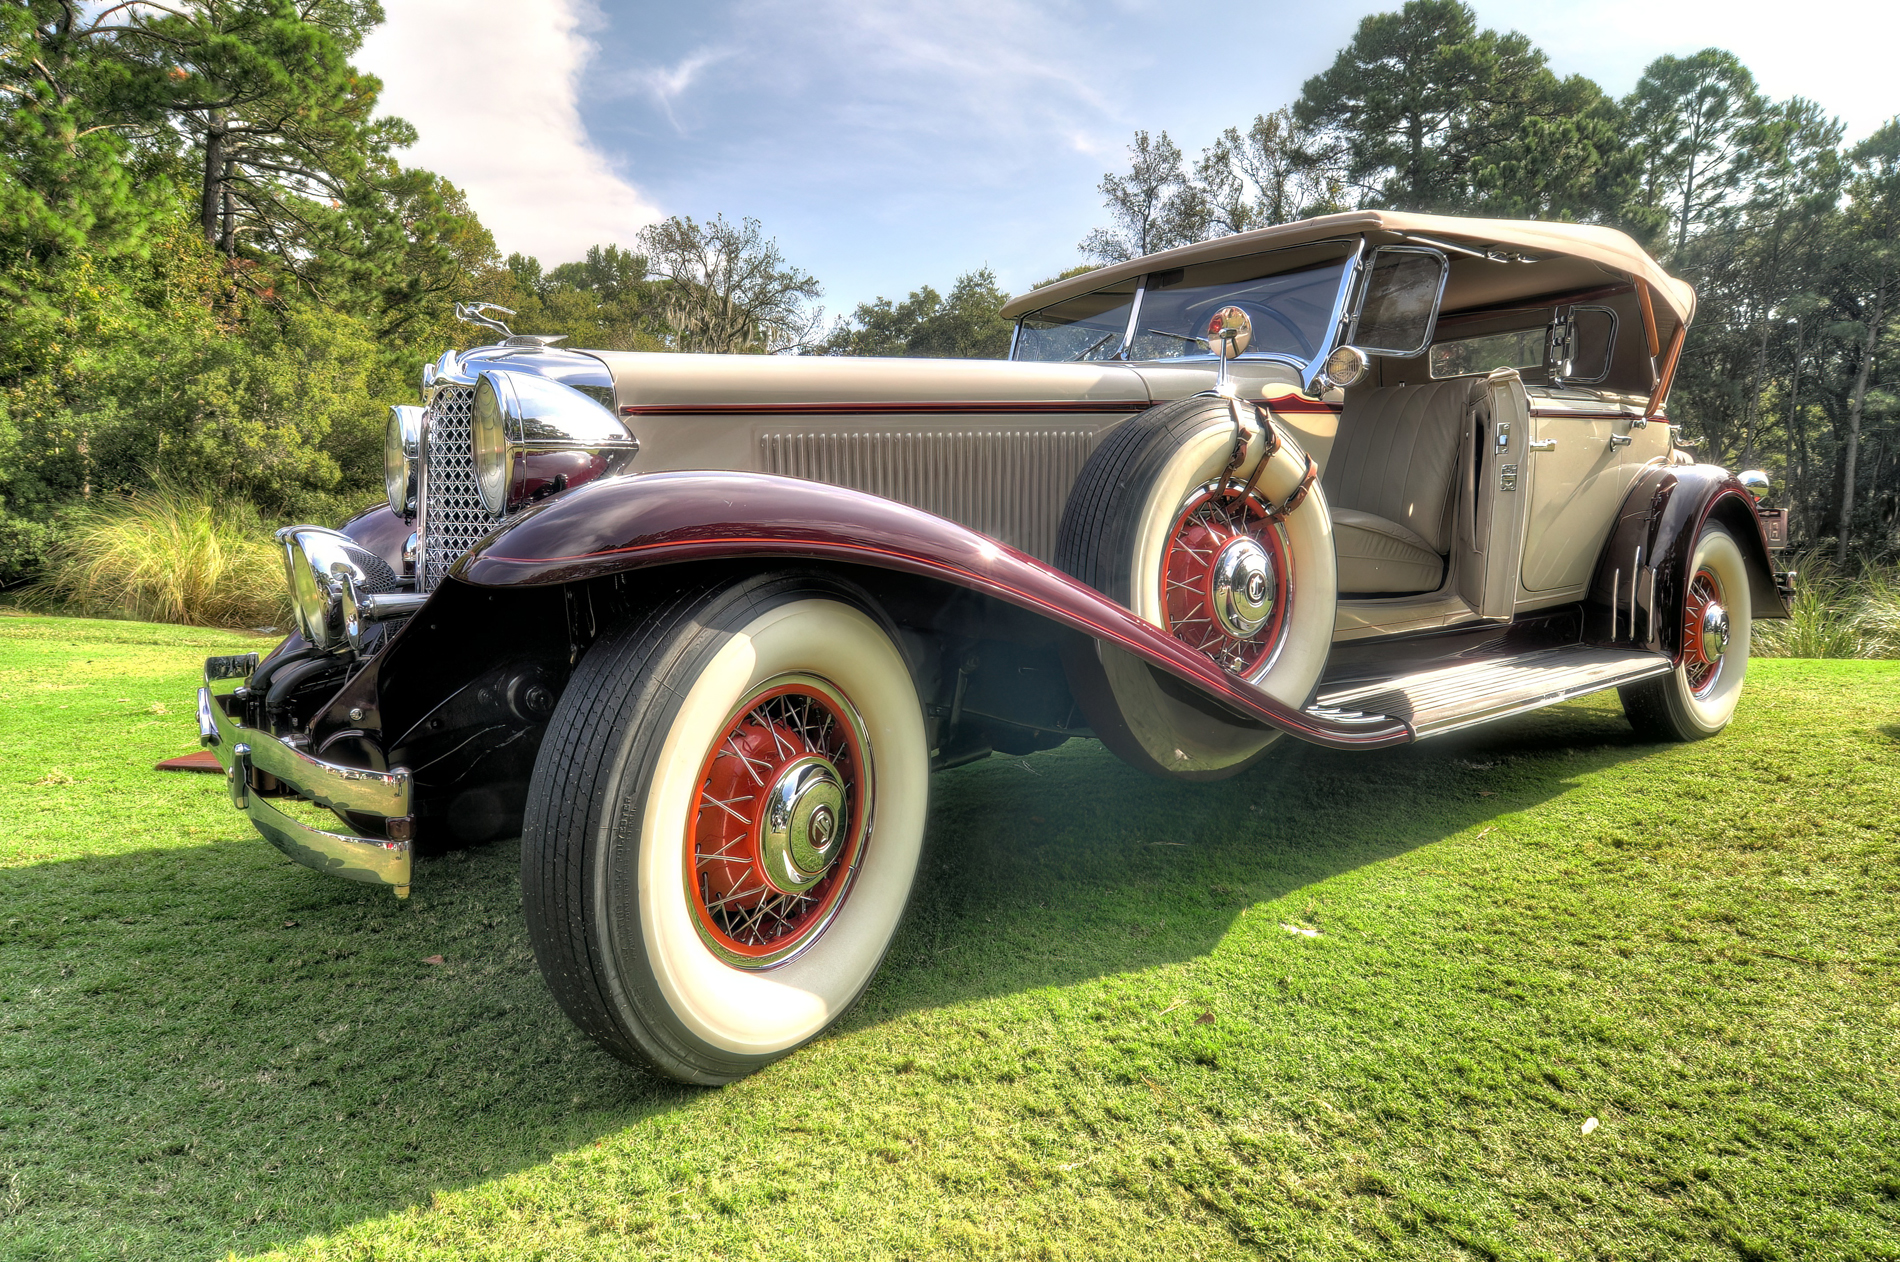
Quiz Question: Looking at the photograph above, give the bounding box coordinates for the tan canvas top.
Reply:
[1000,210,1695,330]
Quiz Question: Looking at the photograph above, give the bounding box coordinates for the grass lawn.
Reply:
[2,611,1897,1261]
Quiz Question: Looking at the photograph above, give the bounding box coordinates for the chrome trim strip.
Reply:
[620,400,1157,417]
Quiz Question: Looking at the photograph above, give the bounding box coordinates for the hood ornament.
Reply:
[453,301,568,348]
[455,301,516,338]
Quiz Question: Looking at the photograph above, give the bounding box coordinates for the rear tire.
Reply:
[521,572,928,1084]
[1621,522,1752,742]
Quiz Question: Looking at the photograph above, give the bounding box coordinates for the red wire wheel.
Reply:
[1681,565,1727,699]
[1161,481,1293,679]
[685,675,871,969]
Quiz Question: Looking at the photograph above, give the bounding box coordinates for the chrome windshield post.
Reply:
[1304,237,1367,395]
[1117,277,1147,360]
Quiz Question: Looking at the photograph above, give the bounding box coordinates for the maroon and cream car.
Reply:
[197,211,1788,1083]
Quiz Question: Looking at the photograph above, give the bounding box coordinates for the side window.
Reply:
[1429,326,1546,379]
[1562,307,1618,383]
[1351,247,1449,355]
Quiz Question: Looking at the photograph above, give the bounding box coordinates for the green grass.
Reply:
[3,611,1897,1261]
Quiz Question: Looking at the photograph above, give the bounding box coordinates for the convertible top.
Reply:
[1000,211,1695,335]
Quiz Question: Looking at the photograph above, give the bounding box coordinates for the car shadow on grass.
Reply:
[0,696,1653,1255]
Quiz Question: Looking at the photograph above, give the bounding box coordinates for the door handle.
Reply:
[1528,438,1557,452]
[1608,434,1633,449]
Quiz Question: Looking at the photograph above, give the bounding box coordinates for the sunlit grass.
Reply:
[2,613,1897,1260]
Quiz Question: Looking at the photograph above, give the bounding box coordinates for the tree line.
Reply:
[1,0,1890,592]
[1079,0,1897,560]
[0,0,854,585]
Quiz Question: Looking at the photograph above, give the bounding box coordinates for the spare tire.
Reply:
[1055,393,1337,779]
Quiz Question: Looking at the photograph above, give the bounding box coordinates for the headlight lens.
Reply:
[1322,344,1370,388]
[472,375,512,515]
[385,405,421,518]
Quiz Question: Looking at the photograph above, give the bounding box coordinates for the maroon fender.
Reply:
[1589,464,1788,659]
[454,471,1411,749]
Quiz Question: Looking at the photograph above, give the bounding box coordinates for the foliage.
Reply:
[636,214,825,354]
[3,621,1897,1256]
[820,268,1012,359]
[1079,130,1209,264]
[0,2,829,600]
[1751,556,1900,658]
[25,486,290,628]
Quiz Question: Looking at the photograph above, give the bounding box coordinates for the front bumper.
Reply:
[198,654,415,897]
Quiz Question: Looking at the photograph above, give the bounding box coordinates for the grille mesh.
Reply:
[758,429,1106,563]
[420,384,496,590]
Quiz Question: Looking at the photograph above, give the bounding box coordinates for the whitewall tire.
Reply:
[522,573,928,1084]
[1620,522,1752,741]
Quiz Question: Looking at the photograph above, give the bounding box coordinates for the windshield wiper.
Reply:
[1068,332,1117,362]
[1145,329,1207,349]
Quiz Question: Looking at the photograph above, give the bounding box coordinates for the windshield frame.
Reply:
[1011,237,1366,385]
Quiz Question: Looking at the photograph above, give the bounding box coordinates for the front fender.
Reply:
[1589,464,1788,660]
[454,471,1409,750]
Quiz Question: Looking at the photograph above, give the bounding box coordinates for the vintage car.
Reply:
[196,211,1788,1084]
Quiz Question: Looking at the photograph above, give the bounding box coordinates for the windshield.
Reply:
[1126,248,1352,364]
[1012,243,1354,366]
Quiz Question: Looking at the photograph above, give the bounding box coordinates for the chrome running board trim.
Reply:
[1313,644,1672,740]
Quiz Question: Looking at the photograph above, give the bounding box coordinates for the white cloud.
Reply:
[356,0,661,264]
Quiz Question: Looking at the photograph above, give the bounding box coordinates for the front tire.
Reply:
[1620,522,1752,741]
[521,573,928,1084]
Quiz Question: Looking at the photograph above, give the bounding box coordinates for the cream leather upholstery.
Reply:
[1323,377,1485,594]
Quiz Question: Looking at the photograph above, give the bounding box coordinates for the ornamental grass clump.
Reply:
[1751,555,1900,659]
[33,486,290,630]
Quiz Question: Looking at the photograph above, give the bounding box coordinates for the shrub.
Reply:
[1751,555,1900,659]
[29,486,289,629]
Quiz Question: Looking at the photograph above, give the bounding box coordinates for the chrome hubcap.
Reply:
[758,755,846,895]
[1209,537,1274,638]
[1700,603,1730,664]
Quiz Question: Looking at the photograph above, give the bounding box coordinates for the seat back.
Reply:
[1321,377,1485,556]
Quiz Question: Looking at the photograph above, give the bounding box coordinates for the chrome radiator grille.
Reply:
[758,428,1106,562]
[419,384,494,590]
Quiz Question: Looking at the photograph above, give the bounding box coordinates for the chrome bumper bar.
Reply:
[199,654,415,897]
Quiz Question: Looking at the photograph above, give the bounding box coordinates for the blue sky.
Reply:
[360,0,1897,323]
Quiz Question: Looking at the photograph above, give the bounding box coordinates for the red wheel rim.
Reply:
[1161,482,1292,678]
[1682,566,1725,698]
[685,675,870,968]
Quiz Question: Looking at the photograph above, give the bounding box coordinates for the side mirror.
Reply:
[1204,305,1252,359]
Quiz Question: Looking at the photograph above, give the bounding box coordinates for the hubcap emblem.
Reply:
[1210,537,1275,639]
[1700,603,1729,663]
[760,756,846,895]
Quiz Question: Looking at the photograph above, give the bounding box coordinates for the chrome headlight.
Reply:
[470,369,637,515]
[277,526,400,652]
[471,374,513,515]
[385,405,422,518]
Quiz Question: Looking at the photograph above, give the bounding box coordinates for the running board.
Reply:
[1310,645,1673,741]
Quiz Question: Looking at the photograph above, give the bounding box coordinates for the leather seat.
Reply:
[1322,377,1485,594]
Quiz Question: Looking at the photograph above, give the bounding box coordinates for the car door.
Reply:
[1519,395,1645,596]
[1455,368,1537,621]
